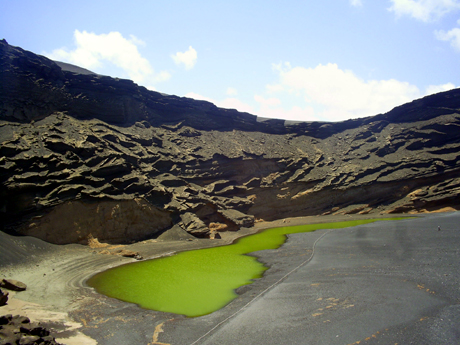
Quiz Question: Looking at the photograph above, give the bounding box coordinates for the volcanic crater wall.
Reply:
[1,39,460,244]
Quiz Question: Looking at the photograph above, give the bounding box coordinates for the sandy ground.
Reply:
[1,212,458,344]
[0,214,316,344]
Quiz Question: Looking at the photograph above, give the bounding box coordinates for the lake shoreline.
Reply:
[0,213,420,344]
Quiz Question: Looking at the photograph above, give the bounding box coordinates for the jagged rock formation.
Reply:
[0,314,62,345]
[1,39,460,244]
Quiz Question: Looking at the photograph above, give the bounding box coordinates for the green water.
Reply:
[87,218,399,317]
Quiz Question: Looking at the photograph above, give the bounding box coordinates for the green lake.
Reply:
[87,218,399,317]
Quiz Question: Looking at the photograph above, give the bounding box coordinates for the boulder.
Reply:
[179,212,210,238]
[116,249,143,260]
[156,224,196,241]
[219,209,255,228]
[0,279,27,291]
[0,288,8,306]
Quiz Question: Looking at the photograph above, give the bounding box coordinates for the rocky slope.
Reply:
[1,39,460,244]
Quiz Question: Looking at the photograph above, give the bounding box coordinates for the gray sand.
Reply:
[1,212,459,344]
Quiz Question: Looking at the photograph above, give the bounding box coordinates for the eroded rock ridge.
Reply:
[1,39,460,244]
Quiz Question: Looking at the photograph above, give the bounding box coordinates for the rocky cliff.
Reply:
[1,39,460,244]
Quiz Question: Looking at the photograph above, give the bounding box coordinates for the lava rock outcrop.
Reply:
[1,39,460,244]
[0,314,62,345]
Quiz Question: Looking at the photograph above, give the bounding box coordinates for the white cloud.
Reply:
[185,65,457,123]
[388,0,460,22]
[254,95,282,107]
[185,92,255,114]
[184,92,214,103]
[155,71,172,82]
[255,94,317,121]
[185,92,319,122]
[425,82,457,94]
[226,87,238,96]
[184,70,457,123]
[218,98,255,114]
[46,30,170,87]
[436,26,460,50]
[350,0,363,7]
[267,62,425,122]
[171,46,197,70]
[128,34,146,46]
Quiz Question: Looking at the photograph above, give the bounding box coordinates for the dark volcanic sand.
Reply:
[1,213,459,345]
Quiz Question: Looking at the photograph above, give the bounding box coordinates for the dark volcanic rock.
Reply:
[0,314,62,345]
[178,212,211,238]
[0,279,27,292]
[1,39,460,243]
[0,288,8,306]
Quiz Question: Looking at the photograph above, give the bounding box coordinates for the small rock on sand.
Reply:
[0,278,27,291]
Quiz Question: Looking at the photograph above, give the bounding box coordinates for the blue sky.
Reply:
[1,0,459,122]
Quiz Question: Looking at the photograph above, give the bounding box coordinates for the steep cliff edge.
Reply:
[2,39,460,244]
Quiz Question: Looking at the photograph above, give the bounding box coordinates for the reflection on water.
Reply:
[87,218,399,317]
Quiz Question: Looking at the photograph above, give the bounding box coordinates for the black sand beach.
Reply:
[1,212,459,344]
